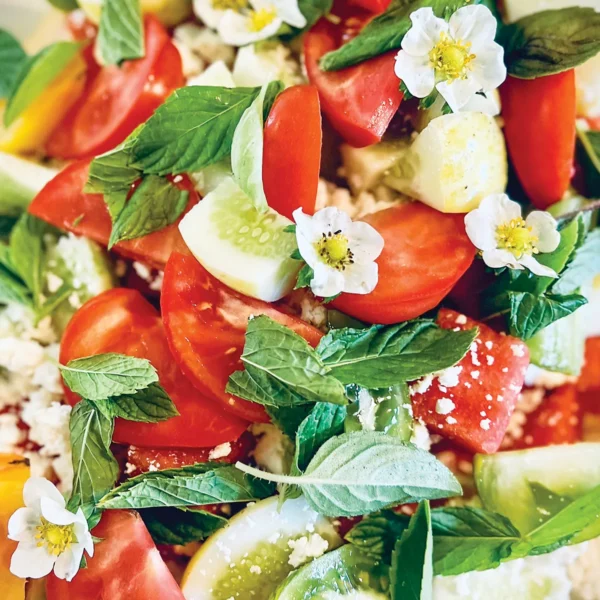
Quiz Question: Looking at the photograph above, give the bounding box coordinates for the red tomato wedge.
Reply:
[500,71,576,209]
[304,11,403,147]
[263,85,321,220]
[411,309,530,455]
[161,252,323,423]
[349,0,391,13]
[46,16,183,160]
[578,337,600,414]
[331,203,476,324]
[28,160,195,269]
[46,510,185,600]
[60,288,248,447]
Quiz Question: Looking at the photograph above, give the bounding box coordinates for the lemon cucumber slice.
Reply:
[179,178,300,302]
[181,496,341,600]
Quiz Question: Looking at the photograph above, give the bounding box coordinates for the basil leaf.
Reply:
[317,321,476,388]
[131,86,261,175]
[345,509,410,560]
[60,352,159,401]
[552,229,600,295]
[102,383,179,423]
[297,0,333,30]
[507,291,588,340]
[576,128,600,198]
[99,463,275,509]
[391,500,433,600]
[0,29,27,99]
[85,137,141,196]
[97,0,145,66]
[142,507,227,545]
[264,404,313,439]
[4,41,82,127]
[237,431,461,517]
[108,175,189,248]
[294,263,314,290]
[47,0,80,10]
[69,399,119,511]
[0,264,31,307]
[499,8,600,79]
[226,315,347,407]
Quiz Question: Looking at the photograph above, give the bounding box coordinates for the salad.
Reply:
[0,0,599,598]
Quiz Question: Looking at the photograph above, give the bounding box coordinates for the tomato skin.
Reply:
[304,13,403,148]
[60,288,248,448]
[349,0,391,13]
[46,16,183,160]
[28,160,195,269]
[411,309,530,455]
[500,71,576,209]
[331,203,476,324]
[162,252,323,423]
[263,85,321,220]
[578,337,600,414]
[46,510,185,600]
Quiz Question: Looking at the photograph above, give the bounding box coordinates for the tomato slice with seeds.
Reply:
[161,252,323,423]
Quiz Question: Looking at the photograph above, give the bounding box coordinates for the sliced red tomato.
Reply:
[46,510,185,600]
[578,337,600,414]
[47,16,183,160]
[500,71,576,209]
[331,203,476,324]
[263,85,321,220]
[411,309,530,454]
[304,10,403,147]
[60,288,248,447]
[28,160,194,269]
[349,0,391,13]
[161,252,323,422]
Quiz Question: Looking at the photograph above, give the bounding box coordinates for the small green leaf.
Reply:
[552,229,600,295]
[263,404,313,439]
[97,0,145,66]
[0,29,27,99]
[294,263,314,290]
[142,507,227,545]
[104,383,179,423]
[345,509,410,560]
[576,128,600,199]
[47,0,80,10]
[0,265,32,307]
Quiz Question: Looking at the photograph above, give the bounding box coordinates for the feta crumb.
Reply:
[356,388,378,431]
[250,423,293,475]
[287,533,329,568]
[471,370,480,379]
[511,344,526,357]
[486,355,495,366]
[455,314,468,325]
[409,374,434,396]
[46,273,64,294]
[437,365,463,388]
[410,420,431,451]
[208,442,232,460]
[249,565,262,575]
[485,340,493,350]
[446,416,458,425]
[480,419,491,431]
[435,398,456,415]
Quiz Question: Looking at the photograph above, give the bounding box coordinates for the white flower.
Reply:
[464,194,561,277]
[7,477,94,582]
[293,207,384,298]
[217,0,306,46]
[394,5,506,114]
[193,0,248,29]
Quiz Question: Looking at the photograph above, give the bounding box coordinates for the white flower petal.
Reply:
[23,477,64,512]
[465,194,521,251]
[7,507,39,543]
[310,263,345,298]
[519,254,558,278]
[526,211,560,253]
[53,545,83,582]
[310,207,353,236]
[471,44,507,92]
[272,0,306,28]
[449,5,497,53]
[40,497,78,526]
[459,90,500,116]
[394,51,435,98]
[403,7,448,56]
[481,248,523,270]
[346,221,384,263]
[437,76,480,113]
[482,193,522,223]
[217,10,282,46]
[10,543,56,579]
[193,0,225,29]
[342,262,379,295]
[294,209,320,267]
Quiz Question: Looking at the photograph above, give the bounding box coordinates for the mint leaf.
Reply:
[345,509,410,560]
[69,399,119,512]
[296,0,333,31]
[577,128,600,197]
[263,404,313,438]
[103,383,179,423]
[317,320,476,388]
[131,86,262,175]
[47,0,80,10]
[99,463,275,509]
[108,175,189,248]
[97,0,145,66]
[60,353,159,401]
[552,229,600,295]
[226,315,347,407]
[237,431,461,517]
[0,264,31,307]
[294,263,314,290]
[507,291,588,340]
[498,8,600,79]
[4,41,82,127]
[0,29,27,99]
[391,500,433,600]
[142,507,227,545]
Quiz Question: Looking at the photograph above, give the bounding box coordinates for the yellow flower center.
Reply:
[212,0,247,10]
[496,217,539,258]
[429,32,476,81]
[35,518,76,557]
[248,7,277,32]
[315,231,354,270]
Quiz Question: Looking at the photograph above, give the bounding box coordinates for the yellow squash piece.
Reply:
[80,0,192,27]
[0,53,87,156]
[0,454,30,600]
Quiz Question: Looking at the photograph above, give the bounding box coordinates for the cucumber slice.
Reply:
[179,178,301,302]
[181,496,341,600]
[0,152,57,216]
[474,443,600,534]
[273,546,388,600]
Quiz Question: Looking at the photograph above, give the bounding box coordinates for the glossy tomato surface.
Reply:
[46,510,185,600]
[46,16,183,160]
[28,160,194,269]
[349,0,391,12]
[331,203,476,324]
[304,9,403,147]
[60,288,248,447]
[263,85,321,220]
[161,252,323,422]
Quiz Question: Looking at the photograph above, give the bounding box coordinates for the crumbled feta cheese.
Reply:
[435,398,456,415]
[233,43,304,88]
[486,355,494,365]
[0,413,26,452]
[249,565,262,575]
[436,365,463,388]
[250,423,293,475]
[455,314,468,325]
[446,416,457,425]
[471,370,480,379]
[208,442,232,460]
[410,374,434,396]
[410,420,431,451]
[46,272,64,294]
[480,418,491,431]
[174,24,235,67]
[356,388,378,431]
[510,344,526,357]
[287,533,329,568]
